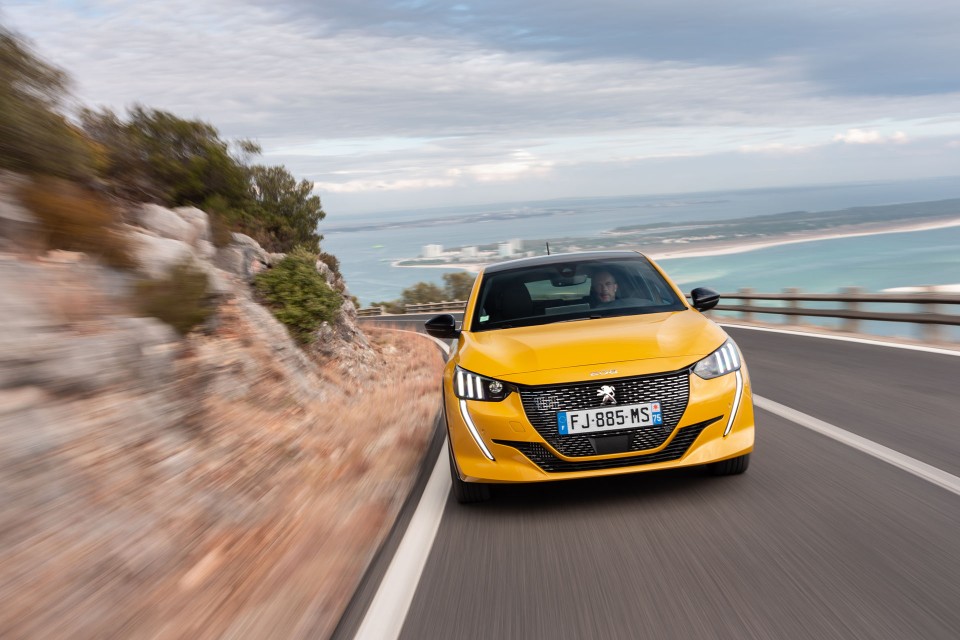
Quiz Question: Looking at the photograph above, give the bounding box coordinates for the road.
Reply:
[343,319,960,640]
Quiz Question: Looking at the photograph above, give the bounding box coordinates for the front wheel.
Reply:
[448,443,491,504]
[707,453,750,476]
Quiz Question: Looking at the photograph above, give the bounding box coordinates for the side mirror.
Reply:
[424,314,460,339]
[690,287,720,312]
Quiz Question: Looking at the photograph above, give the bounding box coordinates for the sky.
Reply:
[4,0,960,216]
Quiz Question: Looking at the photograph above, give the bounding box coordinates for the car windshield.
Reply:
[470,256,687,331]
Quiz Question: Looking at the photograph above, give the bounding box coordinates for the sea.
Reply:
[320,176,960,340]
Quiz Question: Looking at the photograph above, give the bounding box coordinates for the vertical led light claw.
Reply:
[459,399,495,460]
[724,369,744,437]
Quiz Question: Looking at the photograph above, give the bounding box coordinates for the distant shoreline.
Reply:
[390,216,960,271]
[646,216,960,261]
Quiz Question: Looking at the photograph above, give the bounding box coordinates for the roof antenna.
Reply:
[545,242,551,255]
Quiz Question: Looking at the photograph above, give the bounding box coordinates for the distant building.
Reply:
[508,238,523,252]
[422,244,443,258]
[498,242,514,258]
[461,246,478,258]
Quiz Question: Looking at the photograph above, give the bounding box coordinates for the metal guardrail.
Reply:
[406,301,468,313]
[715,287,960,342]
[357,301,466,316]
[357,306,385,317]
[357,288,960,341]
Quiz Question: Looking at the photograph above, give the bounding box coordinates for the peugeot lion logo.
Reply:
[597,385,617,406]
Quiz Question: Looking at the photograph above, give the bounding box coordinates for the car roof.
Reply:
[481,250,646,274]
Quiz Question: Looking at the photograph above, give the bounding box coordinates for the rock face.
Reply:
[0,184,438,639]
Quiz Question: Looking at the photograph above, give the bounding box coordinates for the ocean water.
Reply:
[321,177,960,307]
[659,225,960,293]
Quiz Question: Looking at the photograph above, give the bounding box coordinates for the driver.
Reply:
[590,269,618,306]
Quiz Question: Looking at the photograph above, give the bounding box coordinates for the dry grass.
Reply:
[17,176,135,269]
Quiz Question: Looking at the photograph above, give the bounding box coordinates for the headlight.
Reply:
[692,339,742,379]
[454,366,514,401]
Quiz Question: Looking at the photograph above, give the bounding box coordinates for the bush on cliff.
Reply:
[254,248,342,344]
[248,165,324,254]
[18,176,135,269]
[136,259,213,335]
[82,108,327,254]
[81,106,255,214]
[0,26,95,180]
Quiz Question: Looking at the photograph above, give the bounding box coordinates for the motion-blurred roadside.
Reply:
[1,25,443,639]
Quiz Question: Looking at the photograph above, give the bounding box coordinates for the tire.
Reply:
[707,453,750,476]
[448,443,491,504]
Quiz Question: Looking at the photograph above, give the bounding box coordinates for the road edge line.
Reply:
[353,443,452,640]
[754,395,960,497]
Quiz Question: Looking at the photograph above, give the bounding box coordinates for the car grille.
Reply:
[494,417,717,473]
[517,370,690,457]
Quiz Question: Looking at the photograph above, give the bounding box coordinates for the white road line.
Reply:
[353,442,452,640]
[755,395,960,497]
[720,322,960,356]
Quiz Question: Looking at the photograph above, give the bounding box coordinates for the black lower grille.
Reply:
[518,370,690,457]
[494,417,718,473]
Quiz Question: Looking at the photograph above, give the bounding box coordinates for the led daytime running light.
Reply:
[724,369,745,437]
[459,399,495,460]
[456,368,485,400]
[454,366,511,401]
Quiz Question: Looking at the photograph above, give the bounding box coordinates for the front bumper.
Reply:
[446,368,755,484]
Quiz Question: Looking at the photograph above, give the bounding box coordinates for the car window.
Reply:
[472,257,687,331]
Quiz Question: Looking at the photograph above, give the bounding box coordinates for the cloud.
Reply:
[314,177,456,193]
[5,0,960,213]
[833,129,910,145]
[738,142,814,155]
[464,151,554,183]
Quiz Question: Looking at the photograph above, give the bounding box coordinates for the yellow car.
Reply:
[425,250,754,503]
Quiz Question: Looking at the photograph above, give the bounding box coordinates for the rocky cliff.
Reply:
[0,179,443,639]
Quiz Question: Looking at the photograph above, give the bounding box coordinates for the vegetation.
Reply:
[442,272,475,300]
[0,27,94,180]
[136,259,214,335]
[254,248,343,344]
[247,164,324,253]
[1,25,330,257]
[371,271,475,312]
[18,176,135,269]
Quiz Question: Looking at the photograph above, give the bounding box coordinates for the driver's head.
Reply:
[591,270,618,303]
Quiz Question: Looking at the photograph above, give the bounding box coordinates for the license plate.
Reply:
[558,402,662,435]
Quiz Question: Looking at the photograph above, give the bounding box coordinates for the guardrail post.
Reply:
[840,286,862,333]
[919,287,945,343]
[738,288,754,322]
[784,287,800,325]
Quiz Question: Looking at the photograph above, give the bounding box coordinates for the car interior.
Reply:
[475,259,685,328]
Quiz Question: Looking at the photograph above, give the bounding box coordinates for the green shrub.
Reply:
[0,28,95,180]
[254,248,342,344]
[136,259,213,335]
[18,175,135,269]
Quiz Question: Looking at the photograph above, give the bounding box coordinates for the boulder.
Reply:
[214,234,272,282]
[127,230,196,280]
[173,207,211,245]
[0,172,41,252]
[133,204,196,244]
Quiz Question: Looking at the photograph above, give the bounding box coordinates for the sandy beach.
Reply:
[644,216,960,261]
[391,215,960,271]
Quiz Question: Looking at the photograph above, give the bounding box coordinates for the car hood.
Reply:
[456,310,727,380]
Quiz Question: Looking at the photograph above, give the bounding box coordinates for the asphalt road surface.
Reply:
[350,320,960,640]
